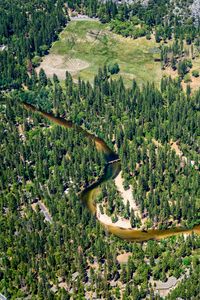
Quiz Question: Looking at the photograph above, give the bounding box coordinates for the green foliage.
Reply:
[110,19,147,39]
[1,1,200,299]
[192,69,199,77]
[68,0,200,44]
[0,0,67,90]
[0,65,200,300]
[178,59,192,78]
[184,73,191,83]
[50,20,162,86]
[108,62,120,75]
[32,56,42,67]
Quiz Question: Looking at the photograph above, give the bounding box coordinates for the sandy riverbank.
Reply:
[96,171,142,229]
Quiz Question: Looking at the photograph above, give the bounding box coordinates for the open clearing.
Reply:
[38,20,163,86]
[38,19,200,88]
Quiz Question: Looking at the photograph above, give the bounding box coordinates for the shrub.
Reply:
[178,59,192,78]
[146,33,151,40]
[32,56,42,67]
[192,70,199,77]
[111,214,118,223]
[184,74,191,83]
[108,63,120,75]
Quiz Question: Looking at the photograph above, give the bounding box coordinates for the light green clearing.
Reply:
[51,20,162,87]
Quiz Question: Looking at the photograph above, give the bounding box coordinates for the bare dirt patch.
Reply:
[162,67,178,79]
[170,140,183,157]
[96,171,143,229]
[117,252,132,264]
[163,67,200,91]
[36,54,90,80]
[114,171,142,221]
[31,200,52,223]
[182,74,200,90]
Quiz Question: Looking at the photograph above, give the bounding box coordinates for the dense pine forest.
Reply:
[1,65,200,299]
[0,0,200,299]
[0,0,67,89]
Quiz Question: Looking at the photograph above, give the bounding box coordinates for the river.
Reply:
[23,102,200,241]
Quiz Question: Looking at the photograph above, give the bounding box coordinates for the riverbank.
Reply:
[96,171,143,229]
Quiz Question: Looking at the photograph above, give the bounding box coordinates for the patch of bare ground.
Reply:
[86,29,102,42]
[96,171,144,229]
[182,74,200,91]
[114,171,142,221]
[31,200,52,223]
[162,67,200,91]
[169,140,183,157]
[116,252,132,264]
[22,83,28,90]
[162,67,177,79]
[18,124,26,141]
[58,281,69,291]
[36,54,90,80]
[152,138,162,148]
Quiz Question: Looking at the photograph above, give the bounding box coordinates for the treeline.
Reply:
[67,0,200,43]
[0,0,67,90]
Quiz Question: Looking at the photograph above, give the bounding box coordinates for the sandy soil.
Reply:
[116,252,132,264]
[36,54,90,80]
[162,67,177,79]
[58,282,68,291]
[182,74,200,90]
[18,124,26,141]
[96,204,132,229]
[96,171,142,229]
[114,171,142,219]
[152,138,162,148]
[170,140,183,157]
[162,66,200,92]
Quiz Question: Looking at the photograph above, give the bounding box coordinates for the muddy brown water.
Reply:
[23,102,200,241]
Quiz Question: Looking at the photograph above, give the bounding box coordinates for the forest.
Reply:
[1,64,199,299]
[67,0,200,43]
[0,0,67,89]
[0,0,200,299]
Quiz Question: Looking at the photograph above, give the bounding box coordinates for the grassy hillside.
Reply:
[39,20,162,87]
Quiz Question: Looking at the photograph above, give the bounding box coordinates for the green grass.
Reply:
[51,20,162,87]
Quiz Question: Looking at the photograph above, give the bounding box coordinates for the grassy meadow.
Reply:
[50,20,162,87]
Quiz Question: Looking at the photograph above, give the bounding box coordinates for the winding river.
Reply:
[23,102,200,241]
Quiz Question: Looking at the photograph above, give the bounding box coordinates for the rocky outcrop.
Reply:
[190,0,200,27]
